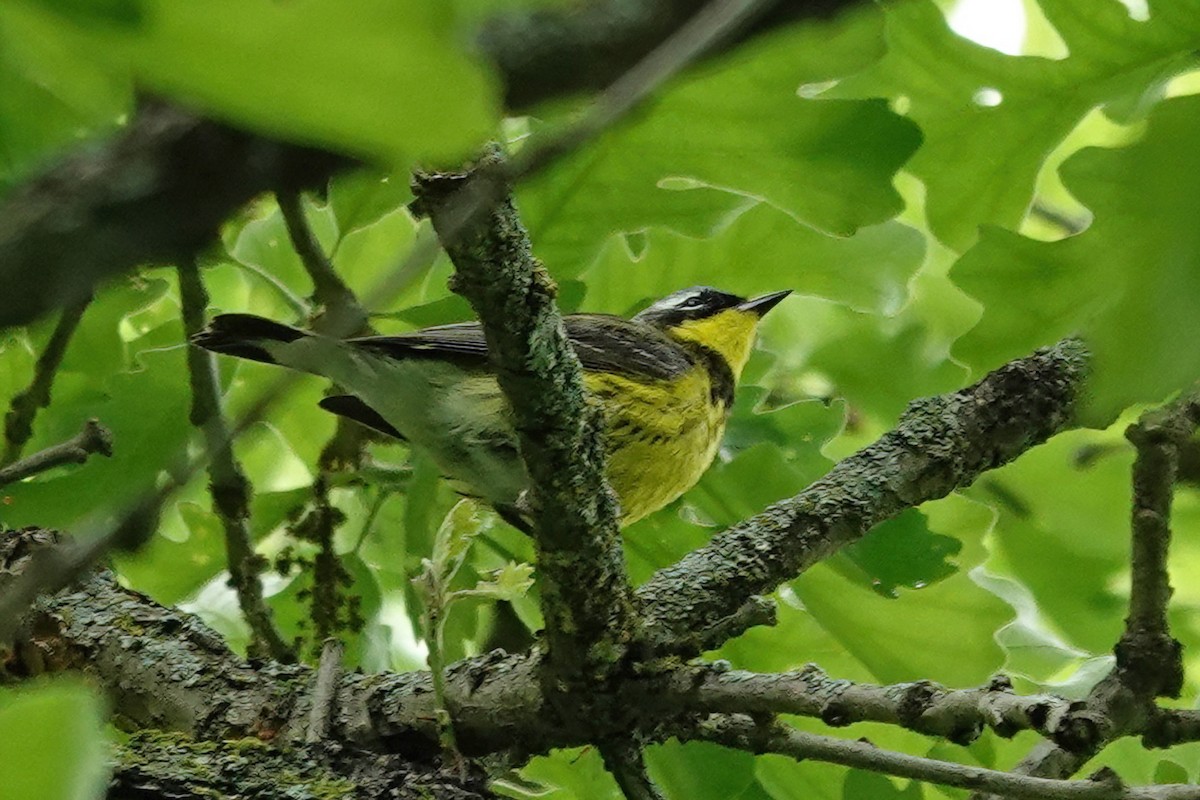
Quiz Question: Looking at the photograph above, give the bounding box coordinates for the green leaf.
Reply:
[580,205,924,318]
[327,169,414,243]
[114,501,225,605]
[1153,759,1189,785]
[837,509,962,598]
[7,0,498,166]
[430,499,493,585]
[646,740,755,800]
[504,748,621,800]
[973,427,1133,655]
[756,754,846,800]
[1,325,193,529]
[0,682,108,800]
[0,4,129,193]
[34,0,142,26]
[794,495,1008,686]
[517,7,919,277]
[452,561,534,603]
[954,94,1200,421]
[832,0,1200,250]
[842,770,922,800]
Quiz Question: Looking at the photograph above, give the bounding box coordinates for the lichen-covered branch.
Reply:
[636,338,1090,654]
[177,259,294,663]
[2,296,91,463]
[112,731,496,800]
[670,665,1099,750]
[412,150,634,687]
[689,714,1199,800]
[0,418,111,489]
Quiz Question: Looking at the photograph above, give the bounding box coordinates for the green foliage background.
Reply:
[2,0,1200,797]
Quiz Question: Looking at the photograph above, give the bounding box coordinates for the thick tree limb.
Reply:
[636,338,1090,654]
[412,150,635,688]
[112,731,496,800]
[689,714,1200,800]
[0,418,112,489]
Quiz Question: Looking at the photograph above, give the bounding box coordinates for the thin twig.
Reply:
[691,714,1200,800]
[601,743,667,800]
[0,418,112,489]
[306,638,345,743]
[2,296,91,465]
[277,189,368,336]
[178,258,295,663]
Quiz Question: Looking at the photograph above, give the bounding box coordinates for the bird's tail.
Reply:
[191,313,311,365]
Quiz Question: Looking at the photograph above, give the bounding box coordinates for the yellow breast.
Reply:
[585,367,727,525]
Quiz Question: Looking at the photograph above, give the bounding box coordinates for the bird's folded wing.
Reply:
[349,315,692,381]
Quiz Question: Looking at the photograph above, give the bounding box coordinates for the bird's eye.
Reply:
[679,295,705,309]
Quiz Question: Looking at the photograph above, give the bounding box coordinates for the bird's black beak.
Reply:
[738,290,792,317]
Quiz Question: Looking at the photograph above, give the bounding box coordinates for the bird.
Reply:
[192,286,791,529]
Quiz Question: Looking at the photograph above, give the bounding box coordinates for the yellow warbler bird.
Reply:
[193,286,790,528]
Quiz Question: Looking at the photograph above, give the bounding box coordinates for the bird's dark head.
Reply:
[634,287,791,376]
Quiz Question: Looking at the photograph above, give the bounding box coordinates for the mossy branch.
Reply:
[636,338,1090,654]
[411,149,635,689]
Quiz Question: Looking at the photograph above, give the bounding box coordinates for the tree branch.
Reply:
[669,664,1099,749]
[2,296,91,464]
[412,149,634,688]
[307,638,345,744]
[0,1,866,329]
[636,338,1090,654]
[112,730,497,800]
[1117,399,1197,695]
[0,418,112,489]
[277,189,368,335]
[688,714,1200,800]
[177,258,294,662]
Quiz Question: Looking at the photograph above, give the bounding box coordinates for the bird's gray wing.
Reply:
[349,315,692,381]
